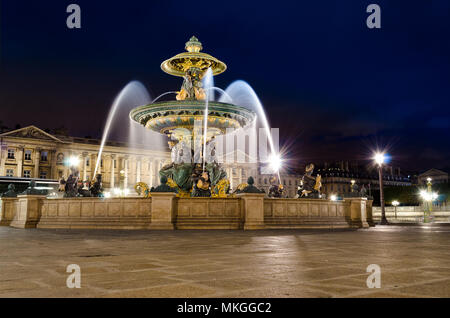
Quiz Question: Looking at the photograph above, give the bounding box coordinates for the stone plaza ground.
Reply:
[1,225,449,298]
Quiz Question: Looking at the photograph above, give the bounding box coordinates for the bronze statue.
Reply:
[1,184,17,197]
[299,164,322,198]
[151,176,177,193]
[89,174,103,197]
[21,180,46,195]
[176,67,206,101]
[267,176,284,198]
[192,170,211,197]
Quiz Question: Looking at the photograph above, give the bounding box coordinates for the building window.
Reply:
[24,150,32,160]
[114,159,116,168]
[6,169,14,177]
[40,171,47,179]
[86,158,90,166]
[100,159,103,168]
[7,149,15,159]
[23,170,31,178]
[41,151,48,161]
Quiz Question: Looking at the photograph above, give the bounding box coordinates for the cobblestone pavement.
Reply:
[1,225,449,298]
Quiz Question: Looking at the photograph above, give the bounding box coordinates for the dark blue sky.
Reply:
[1,1,449,172]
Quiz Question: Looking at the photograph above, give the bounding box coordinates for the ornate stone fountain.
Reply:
[130,37,256,197]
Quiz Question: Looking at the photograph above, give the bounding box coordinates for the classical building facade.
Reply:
[418,168,449,185]
[0,126,171,190]
[1,126,291,194]
[314,161,412,197]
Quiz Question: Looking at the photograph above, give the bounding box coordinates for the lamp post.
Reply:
[374,152,388,225]
[421,177,438,223]
[392,200,400,219]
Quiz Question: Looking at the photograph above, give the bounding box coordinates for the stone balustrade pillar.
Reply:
[366,199,375,227]
[345,197,369,228]
[0,197,19,226]
[10,195,45,229]
[238,193,265,230]
[149,193,176,230]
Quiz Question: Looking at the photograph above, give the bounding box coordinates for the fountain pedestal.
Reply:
[149,193,177,230]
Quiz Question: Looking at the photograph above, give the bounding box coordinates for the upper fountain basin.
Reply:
[129,100,256,136]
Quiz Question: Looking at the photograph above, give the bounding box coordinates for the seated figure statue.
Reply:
[191,170,211,197]
[20,180,46,195]
[242,177,265,194]
[151,176,177,193]
[89,174,103,197]
[267,176,284,198]
[62,173,78,198]
[299,164,322,198]
[268,184,284,198]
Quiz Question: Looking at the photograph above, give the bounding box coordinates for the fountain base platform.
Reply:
[1,195,373,230]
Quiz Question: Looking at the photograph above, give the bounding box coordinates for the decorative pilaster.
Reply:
[148,160,154,187]
[16,146,24,177]
[238,168,243,184]
[34,148,41,178]
[136,157,141,183]
[154,159,160,186]
[90,153,97,180]
[50,150,58,179]
[110,154,116,188]
[0,144,7,176]
[124,156,129,188]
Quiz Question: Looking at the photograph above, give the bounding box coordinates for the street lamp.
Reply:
[392,200,400,219]
[420,178,438,223]
[68,156,80,167]
[374,152,388,225]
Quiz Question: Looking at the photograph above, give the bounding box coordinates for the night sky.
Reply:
[1,1,449,173]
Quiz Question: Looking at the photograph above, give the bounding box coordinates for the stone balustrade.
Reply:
[1,194,373,230]
[373,205,450,223]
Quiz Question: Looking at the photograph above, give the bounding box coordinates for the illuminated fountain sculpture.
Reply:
[130,37,256,197]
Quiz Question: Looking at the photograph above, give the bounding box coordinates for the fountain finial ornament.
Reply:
[185,36,203,52]
[160,36,227,101]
